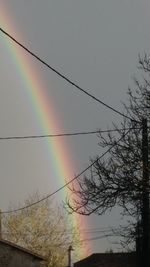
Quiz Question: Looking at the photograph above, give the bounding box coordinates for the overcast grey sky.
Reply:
[0,0,150,256]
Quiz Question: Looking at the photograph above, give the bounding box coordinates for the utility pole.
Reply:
[136,221,142,267]
[141,118,150,267]
[0,209,1,239]
[67,245,73,267]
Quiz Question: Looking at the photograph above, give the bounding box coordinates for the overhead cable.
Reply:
[0,27,138,122]
[0,127,138,141]
[2,226,122,236]
[80,234,117,242]
[1,128,131,214]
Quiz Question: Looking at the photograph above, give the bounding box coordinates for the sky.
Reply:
[0,0,150,258]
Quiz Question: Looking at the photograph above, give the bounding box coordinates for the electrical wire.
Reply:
[0,130,100,140]
[1,129,131,214]
[49,232,118,244]
[2,227,122,236]
[0,127,138,141]
[0,27,138,122]
[80,234,117,242]
[2,233,118,247]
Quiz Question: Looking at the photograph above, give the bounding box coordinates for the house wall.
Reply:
[0,242,42,267]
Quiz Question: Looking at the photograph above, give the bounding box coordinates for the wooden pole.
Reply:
[141,118,150,267]
[67,245,73,267]
[0,209,2,239]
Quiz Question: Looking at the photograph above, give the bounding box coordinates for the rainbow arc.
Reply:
[0,4,90,257]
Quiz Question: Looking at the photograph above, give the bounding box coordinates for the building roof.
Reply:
[0,239,45,261]
[74,252,136,267]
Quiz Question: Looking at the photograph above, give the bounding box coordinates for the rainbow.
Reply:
[0,3,90,258]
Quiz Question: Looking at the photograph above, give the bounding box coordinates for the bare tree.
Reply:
[67,55,150,249]
[2,193,81,267]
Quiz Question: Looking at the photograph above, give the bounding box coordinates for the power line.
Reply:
[80,234,116,242]
[45,233,117,244]
[2,225,131,237]
[80,226,122,232]
[2,233,118,246]
[0,27,138,122]
[1,129,131,214]
[0,127,138,141]
[2,227,121,236]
